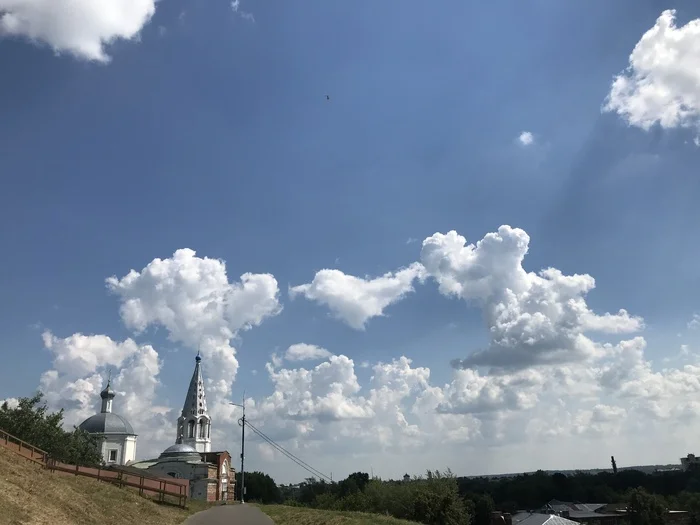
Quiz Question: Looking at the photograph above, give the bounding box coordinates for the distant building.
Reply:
[130,353,234,502]
[538,500,623,525]
[681,454,700,471]
[403,473,410,483]
[511,512,581,525]
[78,379,137,466]
[535,500,689,525]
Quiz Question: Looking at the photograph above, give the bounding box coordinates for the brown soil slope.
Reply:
[0,445,193,525]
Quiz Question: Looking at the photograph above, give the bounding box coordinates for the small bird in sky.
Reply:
[326,94,330,101]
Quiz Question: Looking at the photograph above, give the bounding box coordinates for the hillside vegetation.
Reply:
[1,394,102,467]
[260,504,419,525]
[0,445,196,525]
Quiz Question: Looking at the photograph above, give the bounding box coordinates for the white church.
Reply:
[78,352,235,501]
[77,378,137,465]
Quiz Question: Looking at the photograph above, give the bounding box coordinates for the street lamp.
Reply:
[230,397,246,504]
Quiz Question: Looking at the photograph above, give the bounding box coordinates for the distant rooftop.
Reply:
[513,513,581,525]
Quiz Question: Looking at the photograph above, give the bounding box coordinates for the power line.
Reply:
[245,421,330,482]
[246,424,328,481]
[244,420,332,483]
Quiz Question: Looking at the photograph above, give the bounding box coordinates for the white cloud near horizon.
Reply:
[604,10,700,131]
[0,0,156,62]
[20,227,700,482]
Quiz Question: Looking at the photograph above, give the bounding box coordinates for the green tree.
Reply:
[0,392,102,467]
[627,487,666,525]
[677,492,700,525]
[339,472,370,497]
[471,494,495,525]
[234,471,281,503]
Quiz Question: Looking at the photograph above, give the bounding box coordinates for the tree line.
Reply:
[236,465,700,525]
[0,392,103,467]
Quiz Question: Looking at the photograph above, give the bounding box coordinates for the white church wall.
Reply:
[123,436,137,464]
[101,437,124,465]
[99,435,137,466]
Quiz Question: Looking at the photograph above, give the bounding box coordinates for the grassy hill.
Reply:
[0,445,203,525]
[0,444,421,525]
[259,504,419,525]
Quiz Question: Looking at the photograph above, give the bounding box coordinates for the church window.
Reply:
[109,450,117,462]
[188,420,195,438]
[207,423,211,438]
[199,418,207,438]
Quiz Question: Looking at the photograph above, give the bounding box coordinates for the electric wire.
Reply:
[245,421,331,482]
[243,420,332,482]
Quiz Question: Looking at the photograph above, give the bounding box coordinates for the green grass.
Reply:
[259,504,420,525]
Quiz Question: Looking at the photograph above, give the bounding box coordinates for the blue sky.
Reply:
[2,0,700,483]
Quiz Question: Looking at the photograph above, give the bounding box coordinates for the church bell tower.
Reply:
[176,352,211,453]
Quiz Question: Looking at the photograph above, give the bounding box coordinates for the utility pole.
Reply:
[230,391,246,504]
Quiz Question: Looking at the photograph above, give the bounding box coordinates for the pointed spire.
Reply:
[175,352,211,452]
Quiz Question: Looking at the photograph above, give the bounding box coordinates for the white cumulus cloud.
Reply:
[517,131,534,146]
[19,229,700,482]
[289,262,426,330]
[0,0,156,62]
[106,248,282,398]
[604,10,700,130]
[285,343,332,362]
[38,331,171,459]
[420,226,644,371]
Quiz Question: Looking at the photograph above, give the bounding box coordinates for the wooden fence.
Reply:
[0,428,189,508]
[45,458,189,508]
[0,428,48,465]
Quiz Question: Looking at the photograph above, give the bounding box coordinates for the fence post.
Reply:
[75,463,79,476]
[139,476,144,496]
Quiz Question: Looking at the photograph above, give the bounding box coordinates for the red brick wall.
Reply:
[201,450,235,501]
[207,482,217,502]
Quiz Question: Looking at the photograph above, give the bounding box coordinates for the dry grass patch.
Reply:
[259,505,420,525]
[0,445,203,525]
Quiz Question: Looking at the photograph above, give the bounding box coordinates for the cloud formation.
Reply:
[289,263,426,330]
[0,0,156,62]
[38,331,171,459]
[25,226,700,482]
[518,131,534,146]
[285,344,333,362]
[106,248,282,398]
[604,10,700,130]
[420,226,643,371]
